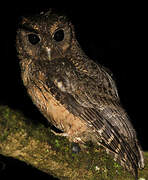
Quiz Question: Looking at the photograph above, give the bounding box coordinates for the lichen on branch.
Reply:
[0,105,147,180]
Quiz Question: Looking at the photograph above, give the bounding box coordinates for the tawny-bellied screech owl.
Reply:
[16,10,144,179]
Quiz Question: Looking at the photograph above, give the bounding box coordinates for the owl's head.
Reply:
[16,10,76,62]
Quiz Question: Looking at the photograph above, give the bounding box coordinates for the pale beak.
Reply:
[46,47,51,60]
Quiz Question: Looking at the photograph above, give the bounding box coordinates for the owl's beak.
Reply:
[46,47,51,60]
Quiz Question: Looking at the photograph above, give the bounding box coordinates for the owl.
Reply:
[16,10,144,179]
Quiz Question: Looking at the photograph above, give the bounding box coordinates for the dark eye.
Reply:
[28,34,40,45]
[53,29,64,42]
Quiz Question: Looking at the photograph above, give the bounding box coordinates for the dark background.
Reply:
[0,7,147,179]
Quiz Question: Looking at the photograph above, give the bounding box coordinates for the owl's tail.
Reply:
[97,137,144,180]
[130,140,144,180]
[131,141,144,180]
[136,140,145,170]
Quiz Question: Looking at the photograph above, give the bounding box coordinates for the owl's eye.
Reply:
[28,34,40,45]
[53,29,64,42]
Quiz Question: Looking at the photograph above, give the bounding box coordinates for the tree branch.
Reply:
[0,105,147,180]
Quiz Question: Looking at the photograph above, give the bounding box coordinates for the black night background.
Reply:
[0,7,147,179]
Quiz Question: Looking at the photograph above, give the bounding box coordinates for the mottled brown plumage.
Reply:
[16,10,144,179]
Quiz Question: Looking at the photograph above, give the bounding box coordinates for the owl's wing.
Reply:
[44,61,143,178]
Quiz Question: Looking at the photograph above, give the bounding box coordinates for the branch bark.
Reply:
[0,105,147,180]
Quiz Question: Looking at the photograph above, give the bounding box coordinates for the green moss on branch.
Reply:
[0,105,147,180]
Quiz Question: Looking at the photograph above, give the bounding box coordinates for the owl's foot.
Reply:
[51,129,82,154]
[72,143,81,153]
[50,129,68,137]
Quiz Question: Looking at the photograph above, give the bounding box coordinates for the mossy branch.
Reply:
[0,105,147,180]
